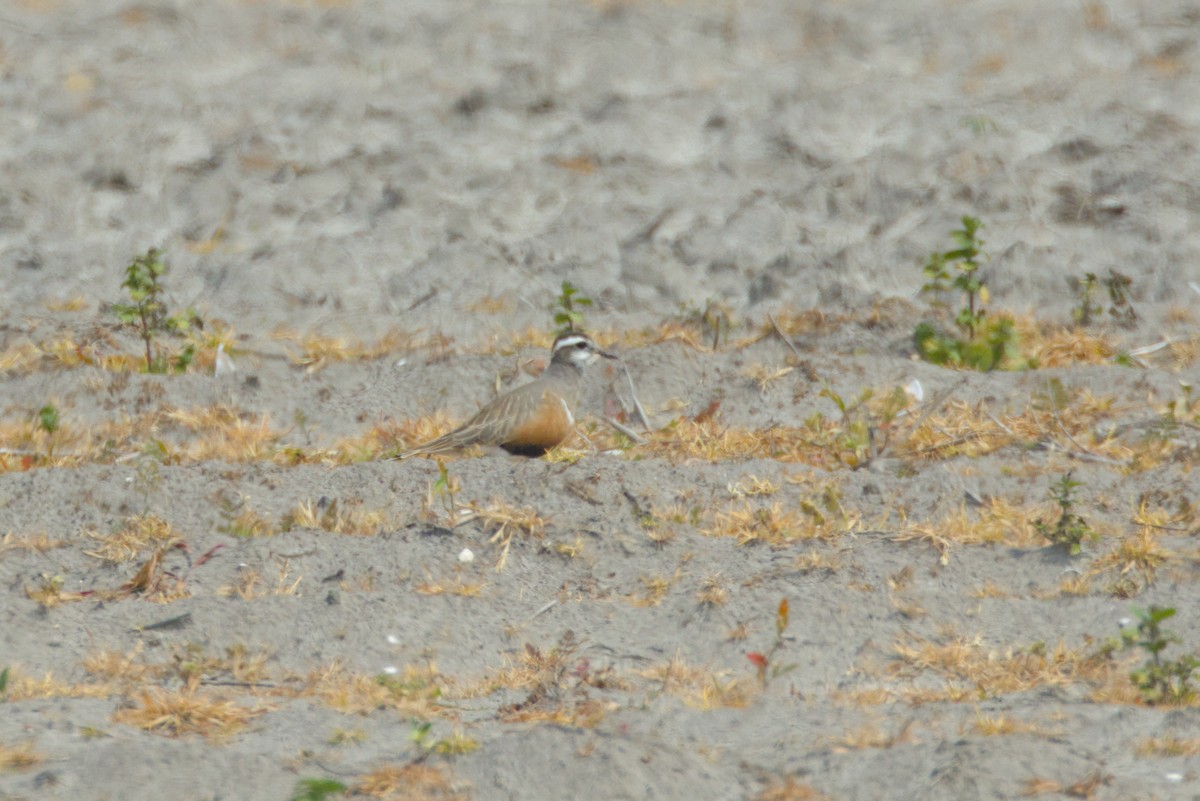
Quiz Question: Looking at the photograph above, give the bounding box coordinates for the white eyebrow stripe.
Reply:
[553,335,590,352]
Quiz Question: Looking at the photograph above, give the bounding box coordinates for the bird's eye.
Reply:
[575,342,588,349]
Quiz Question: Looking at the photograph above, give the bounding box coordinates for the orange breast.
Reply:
[501,391,574,456]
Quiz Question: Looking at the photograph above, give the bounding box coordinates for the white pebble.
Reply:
[458,548,475,564]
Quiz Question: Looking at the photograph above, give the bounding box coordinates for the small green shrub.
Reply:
[1032,472,1096,555]
[552,281,592,334]
[113,248,200,373]
[1127,606,1199,705]
[913,216,1030,371]
[290,778,346,801]
[37,403,60,459]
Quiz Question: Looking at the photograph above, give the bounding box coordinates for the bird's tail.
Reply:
[387,431,465,461]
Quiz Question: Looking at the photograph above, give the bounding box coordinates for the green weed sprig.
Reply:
[1032,472,1096,555]
[913,216,1029,371]
[290,778,346,801]
[553,281,592,334]
[1127,606,1199,705]
[37,403,60,460]
[113,248,199,373]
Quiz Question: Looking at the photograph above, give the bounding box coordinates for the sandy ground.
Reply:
[2,1,1200,800]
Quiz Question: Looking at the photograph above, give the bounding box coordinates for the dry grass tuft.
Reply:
[493,635,581,697]
[794,549,842,573]
[728,475,779,497]
[83,644,156,685]
[639,654,754,710]
[414,572,486,597]
[84,643,274,698]
[2,668,115,702]
[0,531,64,554]
[635,419,831,465]
[905,498,1049,550]
[627,572,678,607]
[971,710,1061,738]
[217,562,301,600]
[827,719,917,751]
[1021,770,1111,799]
[696,573,730,608]
[474,500,547,571]
[0,742,42,774]
[166,405,287,462]
[493,633,623,727]
[1024,327,1117,367]
[638,502,697,547]
[706,502,807,546]
[705,483,856,547]
[221,507,276,538]
[1135,735,1200,757]
[1087,527,1171,591]
[354,763,470,800]
[901,393,1129,463]
[742,308,843,348]
[0,340,44,374]
[272,328,419,371]
[281,498,391,536]
[25,573,89,607]
[112,687,269,740]
[302,662,447,717]
[970,580,1012,599]
[85,513,180,562]
[753,775,834,801]
[744,363,796,393]
[886,634,1131,703]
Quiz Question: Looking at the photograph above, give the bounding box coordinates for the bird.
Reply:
[391,331,616,459]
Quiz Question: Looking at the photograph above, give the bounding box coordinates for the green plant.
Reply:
[921,215,986,335]
[552,281,592,334]
[0,666,10,700]
[1068,270,1138,328]
[1068,273,1103,326]
[1032,472,1096,555]
[409,720,478,757]
[814,384,909,468]
[1127,606,1199,705]
[112,248,200,373]
[1104,270,1137,327]
[1164,381,1197,425]
[37,404,59,459]
[37,404,59,436]
[428,460,461,526]
[290,777,346,801]
[913,216,1028,371]
[746,598,797,689]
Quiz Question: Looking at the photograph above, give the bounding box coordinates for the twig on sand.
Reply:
[985,410,1017,438]
[521,599,558,627]
[621,361,651,430]
[766,311,804,362]
[1046,383,1126,466]
[604,415,645,444]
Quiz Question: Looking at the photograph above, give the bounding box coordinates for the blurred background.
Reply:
[2,0,1197,341]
